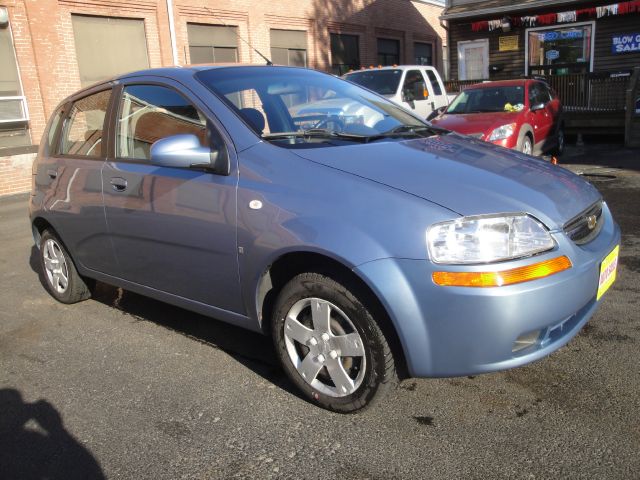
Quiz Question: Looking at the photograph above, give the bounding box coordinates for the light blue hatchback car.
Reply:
[30,66,620,412]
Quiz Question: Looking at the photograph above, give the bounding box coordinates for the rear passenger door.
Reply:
[39,88,118,275]
[101,79,243,313]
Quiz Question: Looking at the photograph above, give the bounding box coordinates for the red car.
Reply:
[431,79,564,156]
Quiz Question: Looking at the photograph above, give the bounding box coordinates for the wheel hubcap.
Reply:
[523,140,532,155]
[283,298,366,397]
[43,239,69,294]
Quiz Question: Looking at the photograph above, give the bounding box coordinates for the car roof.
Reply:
[465,79,529,89]
[346,65,438,73]
[62,64,312,102]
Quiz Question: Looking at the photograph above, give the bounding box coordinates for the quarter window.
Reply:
[116,85,209,160]
[187,23,238,64]
[60,90,111,157]
[71,15,150,88]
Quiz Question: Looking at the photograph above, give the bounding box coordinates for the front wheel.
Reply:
[519,134,533,155]
[271,273,397,412]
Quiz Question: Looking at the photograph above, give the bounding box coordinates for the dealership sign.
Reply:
[612,33,640,54]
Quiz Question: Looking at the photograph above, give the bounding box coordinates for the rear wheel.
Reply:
[271,272,397,412]
[39,230,92,304]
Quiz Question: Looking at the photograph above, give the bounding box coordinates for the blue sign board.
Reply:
[612,33,640,54]
[545,49,560,60]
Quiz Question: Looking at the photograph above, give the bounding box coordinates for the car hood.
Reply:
[291,133,601,229]
[432,111,520,137]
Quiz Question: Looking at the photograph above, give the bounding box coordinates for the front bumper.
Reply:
[354,203,621,378]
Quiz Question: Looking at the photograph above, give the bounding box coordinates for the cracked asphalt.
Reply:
[1,152,639,479]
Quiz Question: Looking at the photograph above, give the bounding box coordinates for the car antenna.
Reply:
[203,8,273,66]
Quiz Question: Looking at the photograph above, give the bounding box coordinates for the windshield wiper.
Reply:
[364,124,449,142]
[262,128,368,142]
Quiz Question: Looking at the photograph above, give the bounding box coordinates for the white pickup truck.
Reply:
[343,66,449,119]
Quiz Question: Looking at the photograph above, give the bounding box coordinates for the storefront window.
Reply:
[527,23,593,75]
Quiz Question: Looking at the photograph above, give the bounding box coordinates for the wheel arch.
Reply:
[255,250,409,379]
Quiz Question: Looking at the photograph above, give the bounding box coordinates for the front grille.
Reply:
[563,201,604,245]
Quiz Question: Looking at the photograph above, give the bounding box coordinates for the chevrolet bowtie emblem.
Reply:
[587,215,597,230]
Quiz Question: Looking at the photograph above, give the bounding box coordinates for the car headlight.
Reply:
[427,214,555,264]
[488,123,516,141]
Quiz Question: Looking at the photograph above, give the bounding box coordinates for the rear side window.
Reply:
[425,70,443,96]
[116,84,208,161]
[60,90,111,157]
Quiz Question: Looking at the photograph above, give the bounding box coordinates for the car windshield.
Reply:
[447,85,525,114]
[195,66,439,147]
[343,69,403,96]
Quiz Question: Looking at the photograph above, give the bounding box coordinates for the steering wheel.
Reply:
[312,115,346,132]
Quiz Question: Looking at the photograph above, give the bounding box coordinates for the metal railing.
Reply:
[444,72,631,112]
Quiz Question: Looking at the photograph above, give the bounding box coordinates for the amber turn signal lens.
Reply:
[432,255,572,287]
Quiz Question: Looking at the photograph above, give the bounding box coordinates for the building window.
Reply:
[72,15,149,88]
[330,33,360,75]
[377,38,400,66]
[414,42,433,66]
[187,23,238,64]
[270,29,307,67]
[526,23,594,75]
[0,9,30,149]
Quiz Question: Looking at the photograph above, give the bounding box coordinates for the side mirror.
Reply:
[402,90,416,109]
[150,134,229,175]
[530,102,545,111]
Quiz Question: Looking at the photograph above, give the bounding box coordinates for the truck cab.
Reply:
[343,66,449,119]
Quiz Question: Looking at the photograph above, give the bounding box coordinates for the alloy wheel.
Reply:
[43,238,69,294]
[283,298,366,397]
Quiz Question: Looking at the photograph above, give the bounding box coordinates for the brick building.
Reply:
[0,0,445,196]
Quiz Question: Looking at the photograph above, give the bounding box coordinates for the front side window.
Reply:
[72,15,149,87]
[270,29,307,67]
[116,85,208,160]
[187,23,238,64]
[60,90,111,157]
[528,83,551,106]
[402,70,428,101]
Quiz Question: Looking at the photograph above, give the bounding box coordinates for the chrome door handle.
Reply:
[110,177,127,192]
[46,169,58,179]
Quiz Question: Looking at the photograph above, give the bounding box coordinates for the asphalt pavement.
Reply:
[1,154,639,479]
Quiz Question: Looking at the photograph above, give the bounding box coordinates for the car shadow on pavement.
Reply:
[0,388,105,479]
[28,246,304,403]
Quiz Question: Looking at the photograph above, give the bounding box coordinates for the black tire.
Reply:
[39,229,92,304]
[271,272,397,413]
[553,127,565,156]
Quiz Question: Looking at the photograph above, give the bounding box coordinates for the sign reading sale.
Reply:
[612,33,640,54]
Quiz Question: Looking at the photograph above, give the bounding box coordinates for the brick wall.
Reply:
[0,0,444,197]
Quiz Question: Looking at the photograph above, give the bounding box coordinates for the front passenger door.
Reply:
[102,81,242,313]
